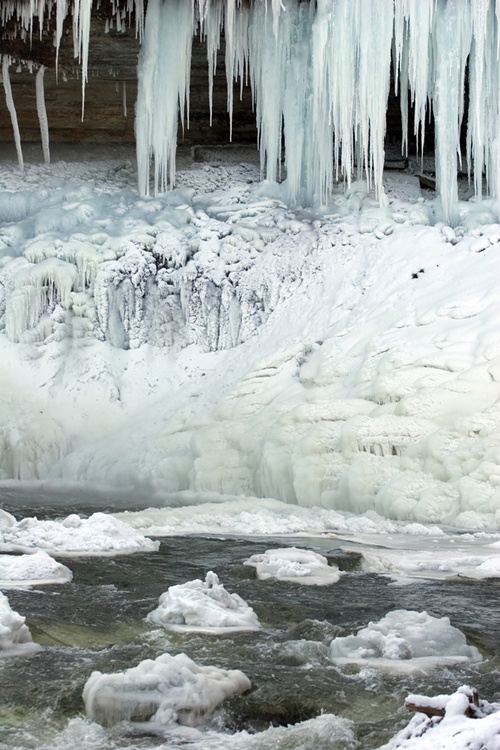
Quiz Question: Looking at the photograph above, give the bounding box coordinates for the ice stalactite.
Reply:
[136,0,194,196]
[35,65,51,163]
[1,56,24,172]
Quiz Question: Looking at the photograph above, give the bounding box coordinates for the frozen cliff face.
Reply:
[0,153,499,530]
[0,165,311,352]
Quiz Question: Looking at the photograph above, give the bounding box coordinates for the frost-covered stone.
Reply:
[244,547,341,585]
[0,591,36,655]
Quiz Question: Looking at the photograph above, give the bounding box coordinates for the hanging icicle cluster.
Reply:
[3,1,500,221]
[136,0,500,223]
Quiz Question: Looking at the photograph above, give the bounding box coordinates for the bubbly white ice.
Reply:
[0,589,38,656]
[329,609,482,673]
[0,549,72,587]
[380,686,500,750]
[146,570,261,633]
[83,651,251,727]
[0,511,159,557]
[244,546,341,585]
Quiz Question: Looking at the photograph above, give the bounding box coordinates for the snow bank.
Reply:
[83,651,251,726]
[146,571,261,633]
[0,590,38,656]
[0,549,72,587]
[0,512,159,557]
[244,547,341,585]
[380,686,500,750]
[329,610,482,673]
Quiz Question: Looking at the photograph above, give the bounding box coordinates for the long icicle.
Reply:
[36,65,51,163]
[2,56,24,171]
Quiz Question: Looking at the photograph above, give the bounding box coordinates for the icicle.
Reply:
[35,65,51,163]
[136,0,194,196]
[55,0,68,79]
[2,56,24,172]
[122,81,127,117]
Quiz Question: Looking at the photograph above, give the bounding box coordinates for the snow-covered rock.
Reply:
[329,610,482,673]
[83,651,251,726]
[146,571,260,633]
[243,547,341,585]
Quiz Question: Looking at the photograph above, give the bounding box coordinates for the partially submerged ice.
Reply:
[4,1,500,220]
[0,512,159,557]
[244,546,341,585]
[0,590,38,656]
[146,570,261,633]
[0,549,72,587]
[83,651,251,726]
[329,609,482,673]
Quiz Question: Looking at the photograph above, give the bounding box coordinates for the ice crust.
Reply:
[329,609,482,673]
[0,549,72,587]
[0,512,159,557]
[146,571,261,633]
[83,651,251,727]
[244,547,341,585]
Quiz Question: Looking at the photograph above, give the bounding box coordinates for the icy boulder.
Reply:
[83,651,251,726]
[146,571,261,633]
[380,686,500,750]
[329,610,482,673]
[0,550,72,587]
[0,512,159,557]
[0,591,38,656]
[244,547,341,585]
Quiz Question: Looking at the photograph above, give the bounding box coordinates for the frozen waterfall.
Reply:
[3,1,500,219]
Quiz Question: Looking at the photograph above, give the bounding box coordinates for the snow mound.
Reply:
[380,686,500,750]
[0,512,159,557]
[0,549,72,587]
[146,571,261,633]
[0,590,39,656]
[243,547,341,585]
[329,610,482,673]
[82,651,251,726]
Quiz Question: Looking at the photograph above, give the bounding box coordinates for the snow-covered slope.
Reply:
[0,148,499,529]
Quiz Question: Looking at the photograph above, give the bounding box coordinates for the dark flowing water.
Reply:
[1,498,500,750]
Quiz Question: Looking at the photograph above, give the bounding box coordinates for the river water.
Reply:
[1,498,499,750]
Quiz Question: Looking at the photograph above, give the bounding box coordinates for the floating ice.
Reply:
[244,547,341,585]
[0,512,159,557]
[83,651,251,726]
[0,590,38,656]
[146,570,260,633]
[380,686,500,750]
[329,610,482,673]
[0,550,72,587]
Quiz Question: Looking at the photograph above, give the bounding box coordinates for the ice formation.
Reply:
[329,609,482,673]
[146,570,261,633]
[0,590,37,655]
[83,651,251,726]
[244,547,341,585]
[380,686,500,750]
[0,549,73,586]
[0,512,159,557]
[4,1,500,217]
